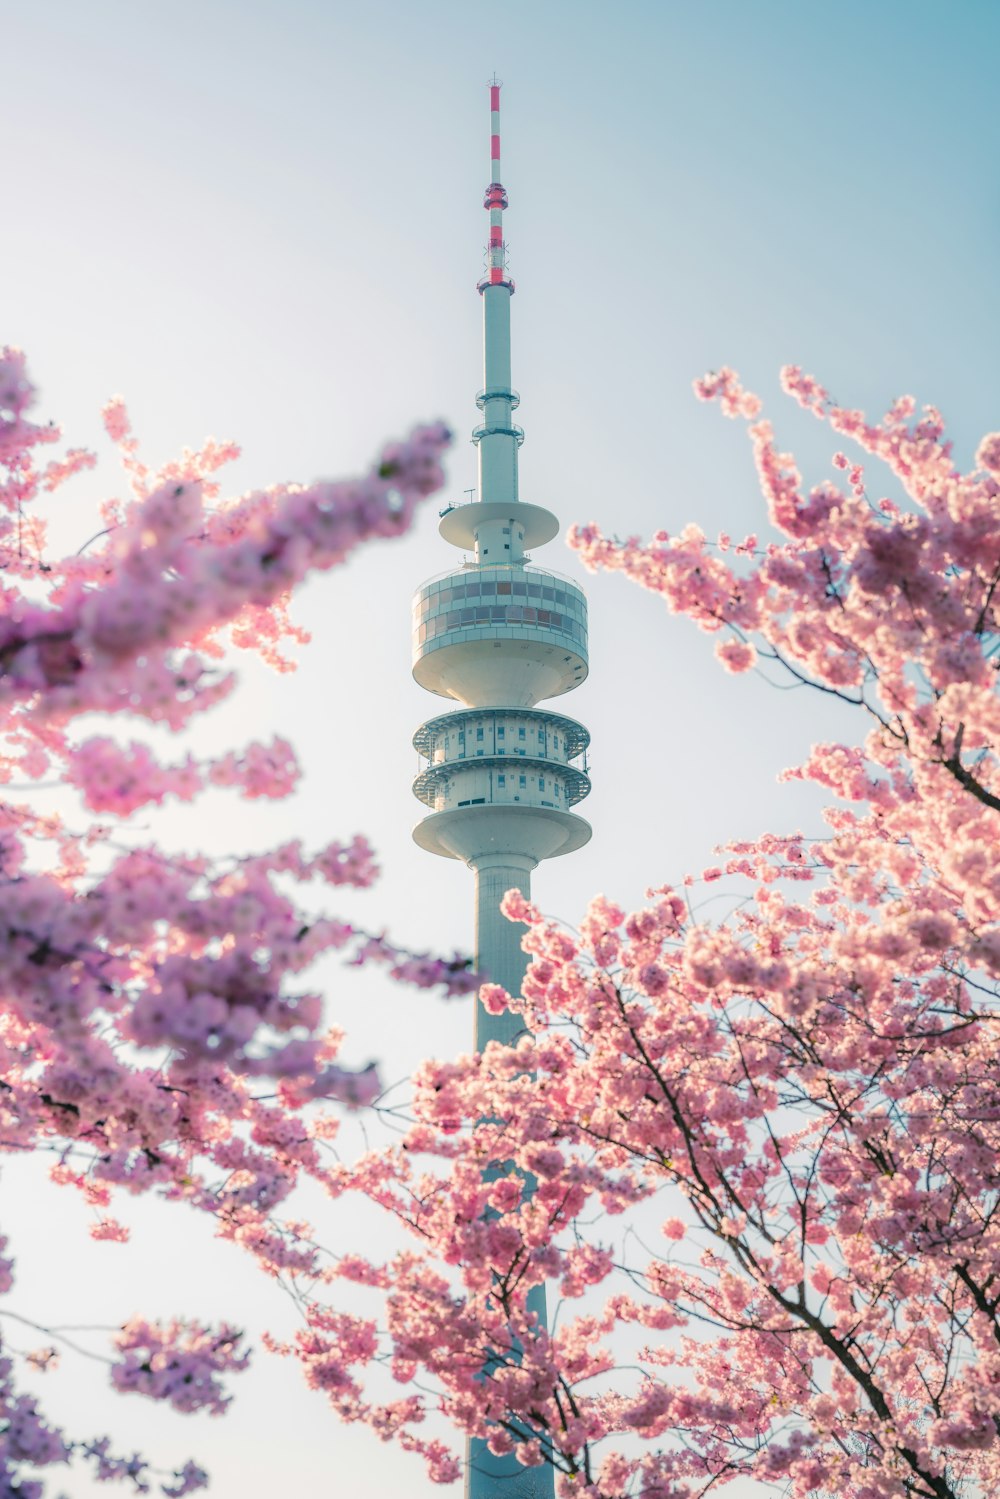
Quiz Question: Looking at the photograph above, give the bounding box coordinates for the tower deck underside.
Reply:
[438,499,558,551]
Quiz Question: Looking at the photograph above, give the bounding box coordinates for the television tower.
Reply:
[411,80,591,1497]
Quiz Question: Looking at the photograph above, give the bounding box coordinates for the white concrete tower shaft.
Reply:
[410,80,591,1498]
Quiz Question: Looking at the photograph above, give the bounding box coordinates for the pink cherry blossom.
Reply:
[111,1319,250,1415]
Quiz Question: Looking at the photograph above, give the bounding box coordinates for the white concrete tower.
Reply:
[410,80,590,1498]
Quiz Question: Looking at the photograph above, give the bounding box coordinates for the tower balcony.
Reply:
[411,705,592,866]
[412,565,588,707]
[413,753,590,814]
[477,270,515,294]
[413,705,590,763]
[412,706,591,816]
[471,421,524,446]
[475,386,520,411]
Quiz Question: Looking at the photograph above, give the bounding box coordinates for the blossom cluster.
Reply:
[0,350,466,1494]
[0,1306,216,1496]
[111,1319,250,1415]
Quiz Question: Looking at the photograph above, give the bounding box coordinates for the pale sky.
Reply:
[4,1,998,1494]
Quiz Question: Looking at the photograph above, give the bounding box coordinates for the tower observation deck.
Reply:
[410,80,589,1499]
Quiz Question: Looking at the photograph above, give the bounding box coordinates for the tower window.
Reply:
[498,774,506,786]
[476,727,484,740]
[539,777,545,789]
[519,775,527,788]
[497,726,505,738]
[518,727,525,740]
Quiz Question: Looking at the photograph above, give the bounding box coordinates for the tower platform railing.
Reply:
[475,386,520,410]
[416,559,587,591]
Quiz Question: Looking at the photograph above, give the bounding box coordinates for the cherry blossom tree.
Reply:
[258,367,999,1499]
[0,348,476,1495]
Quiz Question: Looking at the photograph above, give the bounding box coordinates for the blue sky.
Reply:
[4,1,998,1494]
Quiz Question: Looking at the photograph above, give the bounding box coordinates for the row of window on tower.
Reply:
[452,771,565,809]
[413,574,586,620]
[459,724,557,745]
[494,774,559,791]
[415,606,585,648]
[428,718,576,767]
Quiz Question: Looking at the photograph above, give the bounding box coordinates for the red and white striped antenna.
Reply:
[479,74,514,293]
